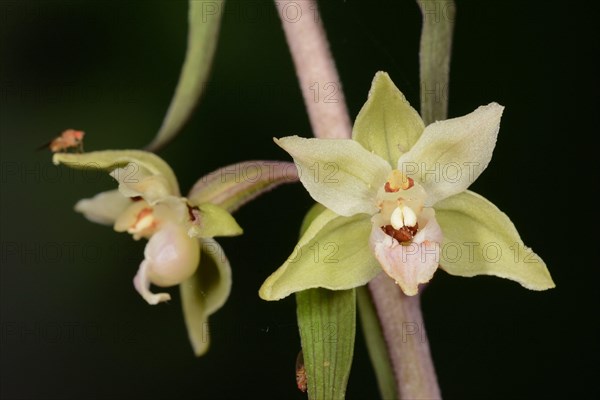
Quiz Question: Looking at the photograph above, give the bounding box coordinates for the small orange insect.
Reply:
[296,350,307,393]
[47,129,85,153]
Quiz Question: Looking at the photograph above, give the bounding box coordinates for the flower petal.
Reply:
[53,150,180,196]
[180,238,232,356]
[110,166,172,204]
[434,190,555,290]
[275,136,391,217]
[353,72,425,164]
[370,208,443,296]
[259,208,381,301]
[114,200,156,239]
[397,103,504,206]
[134,222,200,305]
[74,190,130,225]
[188,203,243,238]
[133,260,172,305]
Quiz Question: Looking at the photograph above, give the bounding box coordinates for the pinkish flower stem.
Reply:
[278,1,441,397]
[369,273,441,399]
[276,0,352,139]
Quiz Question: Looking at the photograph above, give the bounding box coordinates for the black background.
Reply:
[1,0,597,399]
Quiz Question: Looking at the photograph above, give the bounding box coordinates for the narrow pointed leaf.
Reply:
[188,161,298,212]
[356,287,397,400]
[417,0,455,125]
[296,288,356,400]
[146,0,225,151]
[435,190,555,290]
[259,209,380,301]
[352,72,425,164]
[180,238,232,356]
[53,150,180,195]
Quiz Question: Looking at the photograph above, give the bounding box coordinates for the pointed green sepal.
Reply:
[275,136,390,217]
[352,72,425,164]
[52,150,180,196]
[180,238,232,356]
[435,190,555,290]
[259,209,381,301]
[189,203,243,238]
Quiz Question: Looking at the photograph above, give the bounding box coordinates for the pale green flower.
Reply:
[54,150,242,355]
[54,150,242,305]
[260,72,554,300]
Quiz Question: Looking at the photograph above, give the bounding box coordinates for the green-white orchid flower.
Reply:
[53,150,242,354]
[53,150,242,305]
[260,72,554,300]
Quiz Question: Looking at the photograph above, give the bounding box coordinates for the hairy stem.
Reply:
[369,273,441,399]
[279,1,442,397]
[276,0,352,139]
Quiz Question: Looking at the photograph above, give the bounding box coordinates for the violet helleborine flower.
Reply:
[259,72,554,300]
[53,150,242,355]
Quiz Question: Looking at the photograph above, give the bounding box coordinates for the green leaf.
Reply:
[352,72,425,164]
[275,136,391,217]
[180,238,232,356]
[188,161,298,213]
[53,150,180,196]
[417,0,455,125]
[259,209,381,301]
[189,203,243,238]
[356,286,397,400]
[296,288,356,400]
[434,190,555,290]
[145,0,225,151]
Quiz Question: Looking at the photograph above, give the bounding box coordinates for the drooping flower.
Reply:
[53,150,242,354]
[54,150,242,305]
[259,72,554,300]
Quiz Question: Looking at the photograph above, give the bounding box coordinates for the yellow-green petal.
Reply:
[74,189,130,225]
[353,72,425,164]
[188,203,243,238]
[275,136,390,217]
[398,103,503,206]
[259,208,381,301]
[180,238,232,356]
[53,150,180,196]
[434,190,555,290]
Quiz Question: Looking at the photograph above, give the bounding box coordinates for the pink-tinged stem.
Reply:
[276,0,352,139]
[369,273,441,399]
[278,0,441,396]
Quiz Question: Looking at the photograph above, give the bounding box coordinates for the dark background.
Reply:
[1,0,597,399]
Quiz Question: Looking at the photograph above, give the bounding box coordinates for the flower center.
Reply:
[384,170,414,192]
[128,207,157,238]
[378,170,423,244]
[187,204,200,223]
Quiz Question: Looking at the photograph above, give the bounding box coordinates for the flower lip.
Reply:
[128,207,157,239]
